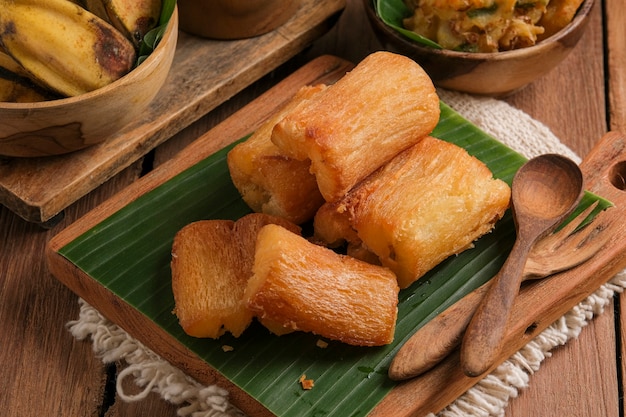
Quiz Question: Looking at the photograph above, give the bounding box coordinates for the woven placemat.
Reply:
[67,90,626,417]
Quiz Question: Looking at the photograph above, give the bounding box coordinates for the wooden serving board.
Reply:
[46,55,626,417]
[369,130,626,416]
[0,0,345,225]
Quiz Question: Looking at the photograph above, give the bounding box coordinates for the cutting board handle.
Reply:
[581,131,626,202]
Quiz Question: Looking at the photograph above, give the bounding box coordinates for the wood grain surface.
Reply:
[2,0,624,416]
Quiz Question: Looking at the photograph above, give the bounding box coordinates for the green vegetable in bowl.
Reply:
[376,0,586,52]
[375,0,443,49]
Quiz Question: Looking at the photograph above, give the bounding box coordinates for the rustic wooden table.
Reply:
[2,0,624,416]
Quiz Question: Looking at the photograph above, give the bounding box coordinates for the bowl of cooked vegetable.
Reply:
[364,0,595,96]
[0,0,178,158]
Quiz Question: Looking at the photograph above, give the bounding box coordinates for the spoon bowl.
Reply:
[460,154,584,377]
[513,154,586,221]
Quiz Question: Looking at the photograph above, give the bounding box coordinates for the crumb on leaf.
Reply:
[299,374,314,390]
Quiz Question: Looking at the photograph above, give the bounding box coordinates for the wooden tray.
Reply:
[46,56,626,416]
[0,0,345,225]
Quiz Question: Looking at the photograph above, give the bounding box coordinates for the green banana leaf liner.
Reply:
[58,101,610,417]
[375,0,444,49]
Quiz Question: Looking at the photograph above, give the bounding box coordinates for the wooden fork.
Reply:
[388,200,609,381]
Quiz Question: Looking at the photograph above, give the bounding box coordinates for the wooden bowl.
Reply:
[0,9,179,158]
[177,0,299,39]
[363,0,594,96]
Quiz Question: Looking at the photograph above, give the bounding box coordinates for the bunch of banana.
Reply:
[0,0,161,101]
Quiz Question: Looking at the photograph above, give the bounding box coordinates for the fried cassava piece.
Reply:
[271,51,440,202]
[314,136,511,289]
[227,84,327,224]
[172,52,507,347]
[244,224,400,346]
[171,214,300,338]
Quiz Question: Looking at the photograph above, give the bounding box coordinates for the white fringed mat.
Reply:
[67,90,626,417]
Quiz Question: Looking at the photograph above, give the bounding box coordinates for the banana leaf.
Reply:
[58,102,610,417]
[375,0,443,49]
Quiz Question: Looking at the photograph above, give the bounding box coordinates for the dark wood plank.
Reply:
[507,308,619,417]
[605,0,626,415]
[503,3,621,417]
[0,163,143,417]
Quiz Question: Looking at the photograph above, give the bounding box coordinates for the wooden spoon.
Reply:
[460,154,584,377]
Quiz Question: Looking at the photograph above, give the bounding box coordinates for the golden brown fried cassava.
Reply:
[271,51,440,202]
[244,224,399,346]
[227,85,327,224]
[171,214,300,338]
[314,136,511,288]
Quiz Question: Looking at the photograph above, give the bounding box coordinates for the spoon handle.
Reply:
[460,237,532,377]
[388,282,489,380]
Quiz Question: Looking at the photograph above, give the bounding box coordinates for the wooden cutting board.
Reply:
[46,55,626,417]
[0,0,345,225]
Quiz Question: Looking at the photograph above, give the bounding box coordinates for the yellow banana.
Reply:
[0,49,31,79]
[0,0,137,97]
[104,0,162,46]
[0,51,57,102]
[0,76,50,102]
[81,0,161,46]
